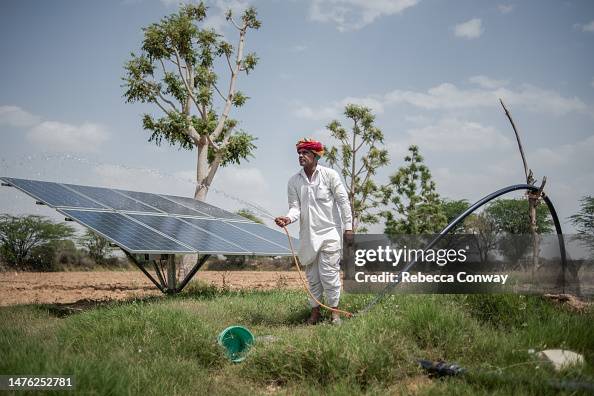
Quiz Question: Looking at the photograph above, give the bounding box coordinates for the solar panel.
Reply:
[61,209,194,253]
[231,221,300,250]
[2,177,106,209]
[65,184,160,213]
[182,217,291,255]
[129,214,249,254]
[163,194,247,221]
[2,176,297,256]
[117,189,211,218]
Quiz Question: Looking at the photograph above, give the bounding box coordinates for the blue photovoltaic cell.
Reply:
[3,176,299,255]
[65,184,159,213]
[118,190,209,217]
[62,210,193,253]
[1,177,106,209]
[163,195,246,221]
[183,218,291,255]
[130,214,247,254]
[230,221,299,251]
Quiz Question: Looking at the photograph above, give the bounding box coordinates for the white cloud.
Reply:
[469,75,508,89]
[294,95,385,121]
[575,20,594,32]
[454,18,483,39]
[27,121,109,153]
[384,82,590,116]
[497,4,514,14]
[0,106,40,128]
[309,0,420,32]
[295,79,591,121]
[404,118,511,152]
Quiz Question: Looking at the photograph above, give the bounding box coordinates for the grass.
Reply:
[0,282,593,395]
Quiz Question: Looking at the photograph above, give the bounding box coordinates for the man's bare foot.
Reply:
[331,308,342,325]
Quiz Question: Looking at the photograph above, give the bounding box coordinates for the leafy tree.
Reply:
[465,212,498,264]
[440,198,471,234]
[0,215,75,268]
[486,198,553,235]
[235,208,264,224]
[79,230,112,264]
[325,104,389,232]
[569,195,594,255]
[123,2,261,200]
[383,145,446,236]
[486,199,553,267]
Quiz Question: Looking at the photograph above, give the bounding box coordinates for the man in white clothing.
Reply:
[275,138,353,325]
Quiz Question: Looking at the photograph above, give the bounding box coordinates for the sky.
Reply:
[0,0,593,236]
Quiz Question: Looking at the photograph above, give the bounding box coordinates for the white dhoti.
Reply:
[305,248,341,308]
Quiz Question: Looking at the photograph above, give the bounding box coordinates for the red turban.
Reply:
[296,138,324,158]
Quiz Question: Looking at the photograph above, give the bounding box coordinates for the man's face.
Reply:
[298,149,316,168]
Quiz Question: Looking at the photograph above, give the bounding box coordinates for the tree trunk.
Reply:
[194,136,210,201]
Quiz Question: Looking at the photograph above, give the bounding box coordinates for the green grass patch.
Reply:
[0,285,592,395]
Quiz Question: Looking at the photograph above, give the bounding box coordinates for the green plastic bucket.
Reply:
[217,325,254,363]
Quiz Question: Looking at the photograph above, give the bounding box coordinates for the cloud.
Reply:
[404,118,511,152]
[0,106,40,128]
[497,4,514,14]
[454,18,483,39]
[469,75,508,89]
[309,0,420,32]
[591,78,594,89]
[293,96,385,121]
[575,20,594,32]
[384,82,589,116]
[27,121,109,153]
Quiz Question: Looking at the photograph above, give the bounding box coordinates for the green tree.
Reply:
[79,230,112,264]
[441,198,471,234]
[325,105,389,232]
[0,215,75,268]
[383,145,446,236]
[465,212,498,264]
[486,199,553,266]
[486,199,553,235]
[235,208,264,224]
[123,3,261,201]
[569,195,594,254]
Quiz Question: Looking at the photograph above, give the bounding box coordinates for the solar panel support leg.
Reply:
[123,251,166,294]
[176,254,211,293]
[166,255,176,294]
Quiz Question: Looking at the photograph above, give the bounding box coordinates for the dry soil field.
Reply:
[0,270,302,306]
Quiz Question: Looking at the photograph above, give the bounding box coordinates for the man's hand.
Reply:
[275,216,291,227]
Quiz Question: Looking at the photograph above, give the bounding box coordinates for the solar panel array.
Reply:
[2,177,298,255]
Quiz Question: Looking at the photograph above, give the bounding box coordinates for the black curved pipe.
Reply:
[359,184,567,314]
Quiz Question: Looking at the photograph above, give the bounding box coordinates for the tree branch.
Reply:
[210,25,246,141]
[173,47,203,117]
[213,83,226,101]
[499,98,531,184]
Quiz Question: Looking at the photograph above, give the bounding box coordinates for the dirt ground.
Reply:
[0,270,303,306]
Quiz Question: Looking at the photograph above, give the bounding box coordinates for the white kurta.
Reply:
[285,165,353,266]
